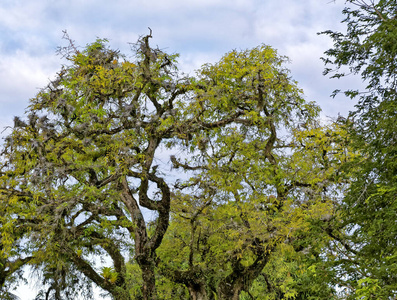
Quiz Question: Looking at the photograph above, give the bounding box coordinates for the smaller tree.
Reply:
[321,0,397,298]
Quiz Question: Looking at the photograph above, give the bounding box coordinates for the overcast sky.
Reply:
[0,0,362,136]
[1,0,359,298]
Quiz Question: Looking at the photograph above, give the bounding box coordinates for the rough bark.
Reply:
[188,284,209,300]
[217,251,271,300]
[139,257,157,300]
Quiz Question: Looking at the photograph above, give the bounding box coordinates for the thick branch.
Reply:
[170,155,208,171]
[86,231,126,284]
[120,177,147,255]
[198,111,245,129]
[68,251,116,294]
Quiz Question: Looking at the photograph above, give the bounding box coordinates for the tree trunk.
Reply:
[111,285,133,300]
[159,265,210,300]
[217,281,243,300]
[187,283,209,300]
[139,258,157,300]
[217,251,271,300]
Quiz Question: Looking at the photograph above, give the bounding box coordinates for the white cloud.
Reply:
[0,2,45,30]
[0,50,59,103]
[0,49,60,138]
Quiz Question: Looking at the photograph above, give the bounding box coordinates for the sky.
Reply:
[0,0,361,299]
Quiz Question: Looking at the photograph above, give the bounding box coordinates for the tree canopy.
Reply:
[0,31,351,300]
[3,6,396,296]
